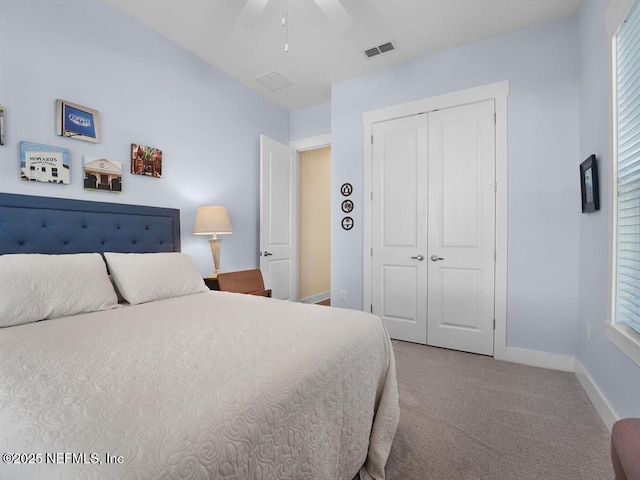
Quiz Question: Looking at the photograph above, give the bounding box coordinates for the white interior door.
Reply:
[370,101,496,355]
[260,135,298,301]
[427,100,496,355]
[371,115,428,344]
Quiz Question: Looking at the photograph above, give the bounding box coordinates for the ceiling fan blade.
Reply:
[239,0,269,23]
[314,0,352,29]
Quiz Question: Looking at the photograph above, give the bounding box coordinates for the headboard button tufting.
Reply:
[0,193,180,255]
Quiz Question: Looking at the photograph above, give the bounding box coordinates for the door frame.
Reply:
[362,81,509,360]
[289,134,332,302]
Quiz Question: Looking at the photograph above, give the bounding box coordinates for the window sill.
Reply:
[607,322,640,367]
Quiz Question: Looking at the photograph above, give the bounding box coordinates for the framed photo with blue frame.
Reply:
[56,99,100,143]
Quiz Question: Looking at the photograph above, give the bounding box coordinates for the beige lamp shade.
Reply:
[194,206,233,275]
[193,205,233,237]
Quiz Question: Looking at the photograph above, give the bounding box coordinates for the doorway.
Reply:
[298,147,331,305]
[259,134,332,303]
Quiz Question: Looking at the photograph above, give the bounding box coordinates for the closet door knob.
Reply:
[410,255,424,261]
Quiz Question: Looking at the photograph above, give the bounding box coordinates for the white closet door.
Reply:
[370,100,496,355]
[427,100,496,355]
[371,115,428,344]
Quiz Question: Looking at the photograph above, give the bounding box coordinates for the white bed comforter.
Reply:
[0,292,399,480]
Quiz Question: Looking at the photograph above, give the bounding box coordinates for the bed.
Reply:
[0,193,399,480]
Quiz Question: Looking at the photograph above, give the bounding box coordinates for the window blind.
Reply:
[616,0,640,334]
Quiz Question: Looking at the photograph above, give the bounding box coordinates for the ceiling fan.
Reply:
[238,0,352,51]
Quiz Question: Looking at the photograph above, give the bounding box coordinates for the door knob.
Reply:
[263,251,273,257]
[410,255,425,261]
[430,255,444,261]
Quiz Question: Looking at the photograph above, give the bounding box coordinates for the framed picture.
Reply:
[131,143,162,178]
[83,156,122,193]
[580,154,600,213]
[0,105,5,146]
[20,141,70,184]
[56,99,100,143]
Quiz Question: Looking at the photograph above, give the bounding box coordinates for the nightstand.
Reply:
[203,274,219,290]
[216,269,271,297]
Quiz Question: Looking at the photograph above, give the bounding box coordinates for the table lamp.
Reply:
[193,205,233,275]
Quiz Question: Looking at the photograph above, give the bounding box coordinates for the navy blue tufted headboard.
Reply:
[0,193,180,255]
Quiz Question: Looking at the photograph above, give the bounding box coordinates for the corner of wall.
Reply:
[575,359,619,431]
[497,346,575,372]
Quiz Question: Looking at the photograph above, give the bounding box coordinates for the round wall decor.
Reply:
[341,216,354,230]
[341,199,354,213]
[340,183,353,196]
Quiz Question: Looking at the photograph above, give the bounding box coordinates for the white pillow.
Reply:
[0,253,118,328]
[104,252,209,305]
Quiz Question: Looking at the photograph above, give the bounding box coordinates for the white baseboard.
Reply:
[574,360,619,431]
[497,346,575,372]
[299,291,330,304]
[497,347,618,431]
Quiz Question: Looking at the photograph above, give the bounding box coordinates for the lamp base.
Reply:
[208,237,223,275]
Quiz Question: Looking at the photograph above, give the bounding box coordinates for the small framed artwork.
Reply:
[83,156,122,193]
[56,99,100,143]
[131,143,162,178]
[341,216,354,230]
[580,154,600,213]
[20,141,70,184]
[0,105,5,146]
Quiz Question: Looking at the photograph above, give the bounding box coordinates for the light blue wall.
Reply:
[577,0,640,418]
[0,0,289,275]
[331,17,581,356]
[290,102,331,141]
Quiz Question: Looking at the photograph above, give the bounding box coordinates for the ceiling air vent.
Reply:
[364,41,395,58]
[365,47,380,58]
[255,71,293,92]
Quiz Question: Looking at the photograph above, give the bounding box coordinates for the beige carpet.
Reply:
[385,340,613,480]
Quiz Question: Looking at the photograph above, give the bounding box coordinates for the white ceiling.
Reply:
[103,0,582,112]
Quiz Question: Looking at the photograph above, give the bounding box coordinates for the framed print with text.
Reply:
[56,99,100,143]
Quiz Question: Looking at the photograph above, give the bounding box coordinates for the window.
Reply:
[609,0,640,366]
[614,0,640,334]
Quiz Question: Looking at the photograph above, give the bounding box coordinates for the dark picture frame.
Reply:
[56,99,100,143]
[580,154,600,213]
[0,104,5,146]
